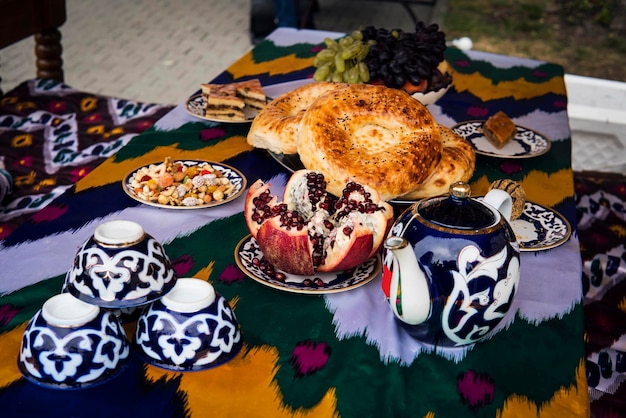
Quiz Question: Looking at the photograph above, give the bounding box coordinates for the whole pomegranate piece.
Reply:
[244,170,393,275]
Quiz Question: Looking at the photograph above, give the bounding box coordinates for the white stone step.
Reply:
[565,74,626,174]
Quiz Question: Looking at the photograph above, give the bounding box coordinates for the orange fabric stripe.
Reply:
[144,345,340,417]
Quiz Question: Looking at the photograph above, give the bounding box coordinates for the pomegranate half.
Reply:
[244,170,394,275]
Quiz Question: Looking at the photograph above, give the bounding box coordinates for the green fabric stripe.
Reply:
[472,139,572,181]
[163,213,249,285]
[0,275,65,333]
[113,122,249,162]
[251,40,320,62]
[445,48,565,82]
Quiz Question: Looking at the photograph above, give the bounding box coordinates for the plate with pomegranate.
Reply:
[123,158,246,209]
[235,235,381,294]
[242,169,393,292]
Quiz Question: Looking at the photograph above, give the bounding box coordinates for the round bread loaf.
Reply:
[247,81,349,154]
[297,84,442,201]
[402,125,476,200]
[488,179,526,220]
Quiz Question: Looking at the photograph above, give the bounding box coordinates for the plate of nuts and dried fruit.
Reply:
[123,157,246,209]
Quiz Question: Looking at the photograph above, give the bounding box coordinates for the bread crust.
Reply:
[247,81,349,154]
[402,125,476,200]
[297,84,442,201]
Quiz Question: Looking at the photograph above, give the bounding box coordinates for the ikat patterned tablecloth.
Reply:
[0,28,589,417]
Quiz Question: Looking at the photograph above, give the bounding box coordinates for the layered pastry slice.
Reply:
[233,79,266,111]
[201,83,246,121]
[483,111,517,149]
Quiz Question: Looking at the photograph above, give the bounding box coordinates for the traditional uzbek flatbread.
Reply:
[247,81,348,154]
[297,83,442,201]
[402,125,476,200]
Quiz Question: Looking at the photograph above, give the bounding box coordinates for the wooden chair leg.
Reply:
[34,28,64,82]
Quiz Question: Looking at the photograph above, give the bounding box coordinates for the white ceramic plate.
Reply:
[123,160,246,209]
[235,235,381,294]
[453,120,551,158]
[511,201,571,251]
[185,94,265,123]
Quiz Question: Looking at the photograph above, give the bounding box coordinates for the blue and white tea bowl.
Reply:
[18,293,130,389]
[135,278,242,371]
[64,220,177,308]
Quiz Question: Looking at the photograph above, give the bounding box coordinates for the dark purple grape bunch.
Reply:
[361,22,450,92]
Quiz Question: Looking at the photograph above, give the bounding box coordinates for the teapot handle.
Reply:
[482,189,513,221]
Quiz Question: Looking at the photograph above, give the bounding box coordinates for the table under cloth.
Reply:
[0,28,590,417]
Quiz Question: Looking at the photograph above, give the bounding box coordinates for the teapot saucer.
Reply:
[511,201,571,251]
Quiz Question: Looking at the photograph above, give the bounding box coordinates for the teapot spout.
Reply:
[383,236,431,325]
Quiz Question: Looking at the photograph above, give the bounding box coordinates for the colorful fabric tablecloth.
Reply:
[0,28,589,417]
[0,79,174,238]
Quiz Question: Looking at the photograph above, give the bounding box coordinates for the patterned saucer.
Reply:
[453,121,551,158]
[511,202,571,251]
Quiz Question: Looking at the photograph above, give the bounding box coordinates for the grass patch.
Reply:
[442,0,626,81]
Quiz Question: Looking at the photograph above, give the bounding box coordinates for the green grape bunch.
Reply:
[313,31,372,84]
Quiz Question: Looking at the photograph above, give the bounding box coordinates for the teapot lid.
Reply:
[417,182,496,229]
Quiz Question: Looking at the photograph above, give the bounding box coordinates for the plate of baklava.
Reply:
[452,112,551,158]
[185,79,267,123]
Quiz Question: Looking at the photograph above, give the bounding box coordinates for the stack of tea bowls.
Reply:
[18,220,242,389]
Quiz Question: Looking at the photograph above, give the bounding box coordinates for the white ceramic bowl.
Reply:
[18,293,130,389]
[64,220,177,308]
[134,278,243,371]
[411,83,451,106]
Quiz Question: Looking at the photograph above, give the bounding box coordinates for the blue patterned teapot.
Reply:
[382,182,520,347]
